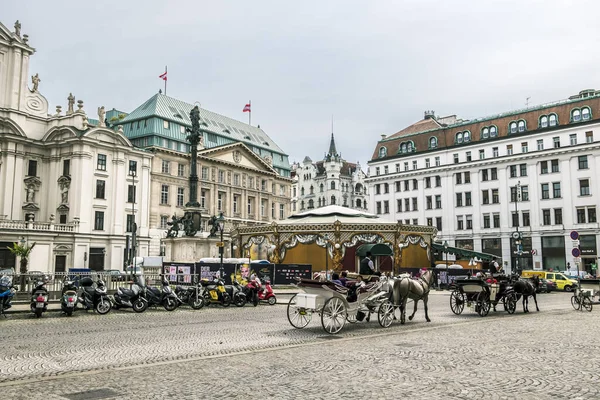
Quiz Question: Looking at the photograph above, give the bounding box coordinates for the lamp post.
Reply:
[217,212,225,278]
[129,168,137,280]
[514,181,522,275]
[323,234,329,278]
[443,240,449,269]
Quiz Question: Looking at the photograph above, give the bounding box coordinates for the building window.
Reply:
[127,185,136,203]
[412,179,418,190]
[436,217,442,231]
[247,197,253,214]
[396,199,402,212]
[465,192,472,206]
[507,145,513,155]
[490,126,497,137]
[456,193,463,207]
[466,151,471,162]
[540,161,548,174]
[537,139,543,151]
[97,154,106,171]
[412,160,417,170]
[435,176,441,187]
[479,149,485,160]
[510,186,518,202]
[483,214,490,228]
[376,201,381,214]
[404,198,410,211]
[540,115,548,128]
[589,207,597,223]
[580,179,590,196]
[429,137,438,148]
[218,170,225,183]
[404,162,409,171]
[308,199,314,209]
[412,197,418,211]
[482,169,488,182]
[492,147,499,157]
[272,203,276,218]
[161,185,169,204]
[493,213,500,228]
[521,142,528,153]
[521,185,529,201]
[553,137,560,148]
[482,127,489,139]
[160,215,168,229]
[62,160,71,177]
[177,188,184,207]
[384,183,389,194]
[541,183,549,199]
[178,164,185,177]
[395,181,401,192]
[510,165,517,178]
[549,114,558,126]
[395,163,400,173]
[551,159,559,173]
[491,168,497,180]
[201,190,206,208]
[576,208,586,223]
[582,107,591,121]
[201,166,209,180]
[520,164,527,177]
[457,216,464,230]
[464,172,470,183]
[95,180,105,199]
[456,173,462,185]
[542,209,551,225]
[578,155,588,170]
[435,195,442,209]
[280,204,284,219]
[453,154,459,164]
[384,166,389,174]
[427,217,433,226]
[163,120,170,129]
[509,122,517,134]
[126,214,135,232]
[384,200,389,214]
[426,196,432,210]
[553,182,561,198]
[482,190,489,204]
[94,211,104,231]
[523,212,530,227]
[492,189,499,204]
[456,132,463,144]
[261,180,267,191]
[218,192,224,211]
[554,208,563,225]
[570,134,577,146]
[518,120,526,132]
[161,160,170,174]
[403,180,409,191]
[435,157,440,167]
[375,184,380,195]
[378,147,387,158]
[511,212,519,227]
[375,167,380,176]
[586,131,593,143]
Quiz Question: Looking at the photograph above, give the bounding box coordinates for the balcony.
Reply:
[0,217,80,233]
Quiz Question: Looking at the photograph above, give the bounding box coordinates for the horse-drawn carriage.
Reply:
[287,276,394,334]
[449,276,518,317]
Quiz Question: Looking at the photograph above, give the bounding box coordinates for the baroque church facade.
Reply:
[291,134,368,214]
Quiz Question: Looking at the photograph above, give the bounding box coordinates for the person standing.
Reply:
[490,257,500,274]
[360,252,376,276]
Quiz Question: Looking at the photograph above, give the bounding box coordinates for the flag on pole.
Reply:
[159,71,168,81]
[243,103,251,112]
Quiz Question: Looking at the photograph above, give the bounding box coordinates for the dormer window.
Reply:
[400,143,407,153]
[549,114,557,126]
[378,146,387,158]
[509,121,517,134]
[582,107,591,121]
[429,137,438,148]
[490,126,497,137]
[463,131,471,142]
[456,132,463,144]
[455,131,470,144]
[572,109,581,122]
[540,116,548,128]
[407,142,414,152]
[482,127,489,139]
[518,120,526,133]
[398,141,415,154]
[244,135,252,140]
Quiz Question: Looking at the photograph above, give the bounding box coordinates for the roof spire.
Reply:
[327,132,338,158]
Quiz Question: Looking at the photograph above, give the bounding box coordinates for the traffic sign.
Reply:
[570,231,579,240]
[572,248,581,257]
[216,242,224,247]
[531,249,537,255]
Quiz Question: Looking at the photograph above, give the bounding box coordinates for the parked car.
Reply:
[536,278,556,293]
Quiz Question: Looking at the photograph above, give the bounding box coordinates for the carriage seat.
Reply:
[358,281,380,294]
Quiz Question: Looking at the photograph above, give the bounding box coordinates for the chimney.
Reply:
[381,134,387,140]
[424,110,436,120]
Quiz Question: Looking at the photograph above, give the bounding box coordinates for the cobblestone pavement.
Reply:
[1,292,598,399]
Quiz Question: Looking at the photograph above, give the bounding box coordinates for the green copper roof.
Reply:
[121,93,286,155]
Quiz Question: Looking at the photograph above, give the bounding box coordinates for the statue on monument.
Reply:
[67,93,75,115]
[31,73,40,92]
[207,215,219,238]
[14,20,21,38]
[166,215,181,238]
[97,106,106,127]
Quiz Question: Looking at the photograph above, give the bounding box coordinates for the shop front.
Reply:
[541,236,565,271]
[510,237,533,272]
[579,235,598,274]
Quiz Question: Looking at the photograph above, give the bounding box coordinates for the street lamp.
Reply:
[513,180,522,275]
[323,234,330,278]
[443,240,449,290]
[217,212,225,278]
[129,168,137,280]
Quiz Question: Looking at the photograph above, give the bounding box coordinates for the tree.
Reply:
[7,242,36,290]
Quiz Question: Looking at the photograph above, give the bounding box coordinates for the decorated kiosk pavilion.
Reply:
[231,205,438,273]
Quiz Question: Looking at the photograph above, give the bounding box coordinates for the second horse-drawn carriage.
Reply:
[449,275,518,317]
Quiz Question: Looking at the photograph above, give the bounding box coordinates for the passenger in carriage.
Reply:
[339,271,349,286]
[331,273,343,286]
[347,275,366,302]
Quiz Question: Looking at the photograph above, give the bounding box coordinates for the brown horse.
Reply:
[388,270,435,324]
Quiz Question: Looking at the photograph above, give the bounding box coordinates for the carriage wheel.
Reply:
[378,300,395,328]
[287,294,312,329]
[321,297,347,334]
[582,297,593,312]
[571,295,581,311]
[504,293,517,315]
[449,290,464,315]
[476,291,490,317]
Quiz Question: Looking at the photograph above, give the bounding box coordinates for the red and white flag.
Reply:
[243,103,251,112]
[159,71,167,81]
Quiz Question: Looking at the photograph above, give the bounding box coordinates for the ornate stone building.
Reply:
[117,93,293,257]
[0,20,153,273]
[291,134,368,214]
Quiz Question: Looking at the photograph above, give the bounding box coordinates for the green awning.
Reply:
[432,242,497,262]
[356,243,393,257]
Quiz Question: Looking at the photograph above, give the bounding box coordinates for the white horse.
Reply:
[388,270,435,324]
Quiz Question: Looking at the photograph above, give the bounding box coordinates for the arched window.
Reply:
[407,141,414,152]
[429,137,438,148]
[509,122,517,134]
[400,143,407,153]
[540,115,548,128]
[356,199,362,208]
[490,126,498,137]
[308,199,314,209]
[463,131,471,142]
[331,181,336,190]
[300,200,305,210]
[582,107,591,121]
[378,147,387,158]
[482,127,489,139]
[320,183,324,193]
[355,183,362,193]
[300,187,305,196]
[518,120,526,132]
[456,132,463,143]
[318,198,321,207]
[310,185,314,194]
[549,114,557,126]
[572,109,581,122]
[331,195,336,205]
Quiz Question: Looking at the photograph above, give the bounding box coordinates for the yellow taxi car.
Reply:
[521,270,578,292]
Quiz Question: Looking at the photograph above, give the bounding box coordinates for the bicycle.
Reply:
[571,287,593,312]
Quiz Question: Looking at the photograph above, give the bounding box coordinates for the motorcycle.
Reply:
[244,279,260,307]
[78,276,112,315]
[61,278,78,317]
[224,279,247,307]
[112,275,148,313]
[30,278,49,318]
[175,282,205,310]
[200,278,232,307]
[143,276,181,311]
[257,278,277,305]
[0,275,16,318]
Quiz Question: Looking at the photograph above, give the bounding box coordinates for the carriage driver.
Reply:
[360,252,376,276]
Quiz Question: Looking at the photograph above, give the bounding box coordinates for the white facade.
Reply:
[291,134,368,214]
[0,20,152,273]
[367,93,600,274]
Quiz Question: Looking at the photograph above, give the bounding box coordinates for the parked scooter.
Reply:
[224,279,247,307]
[112,275,148,313]
[30,278,49,318]
[0,275,16,318]
[257,278,277,305]
[61,278,78,317]
[78,277,112,315]
[175,282,205,310]
[244,279,260,307]
[143,276,181,311]
[201,278,232,307]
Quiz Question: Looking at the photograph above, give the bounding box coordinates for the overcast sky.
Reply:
[5,1,600,168]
